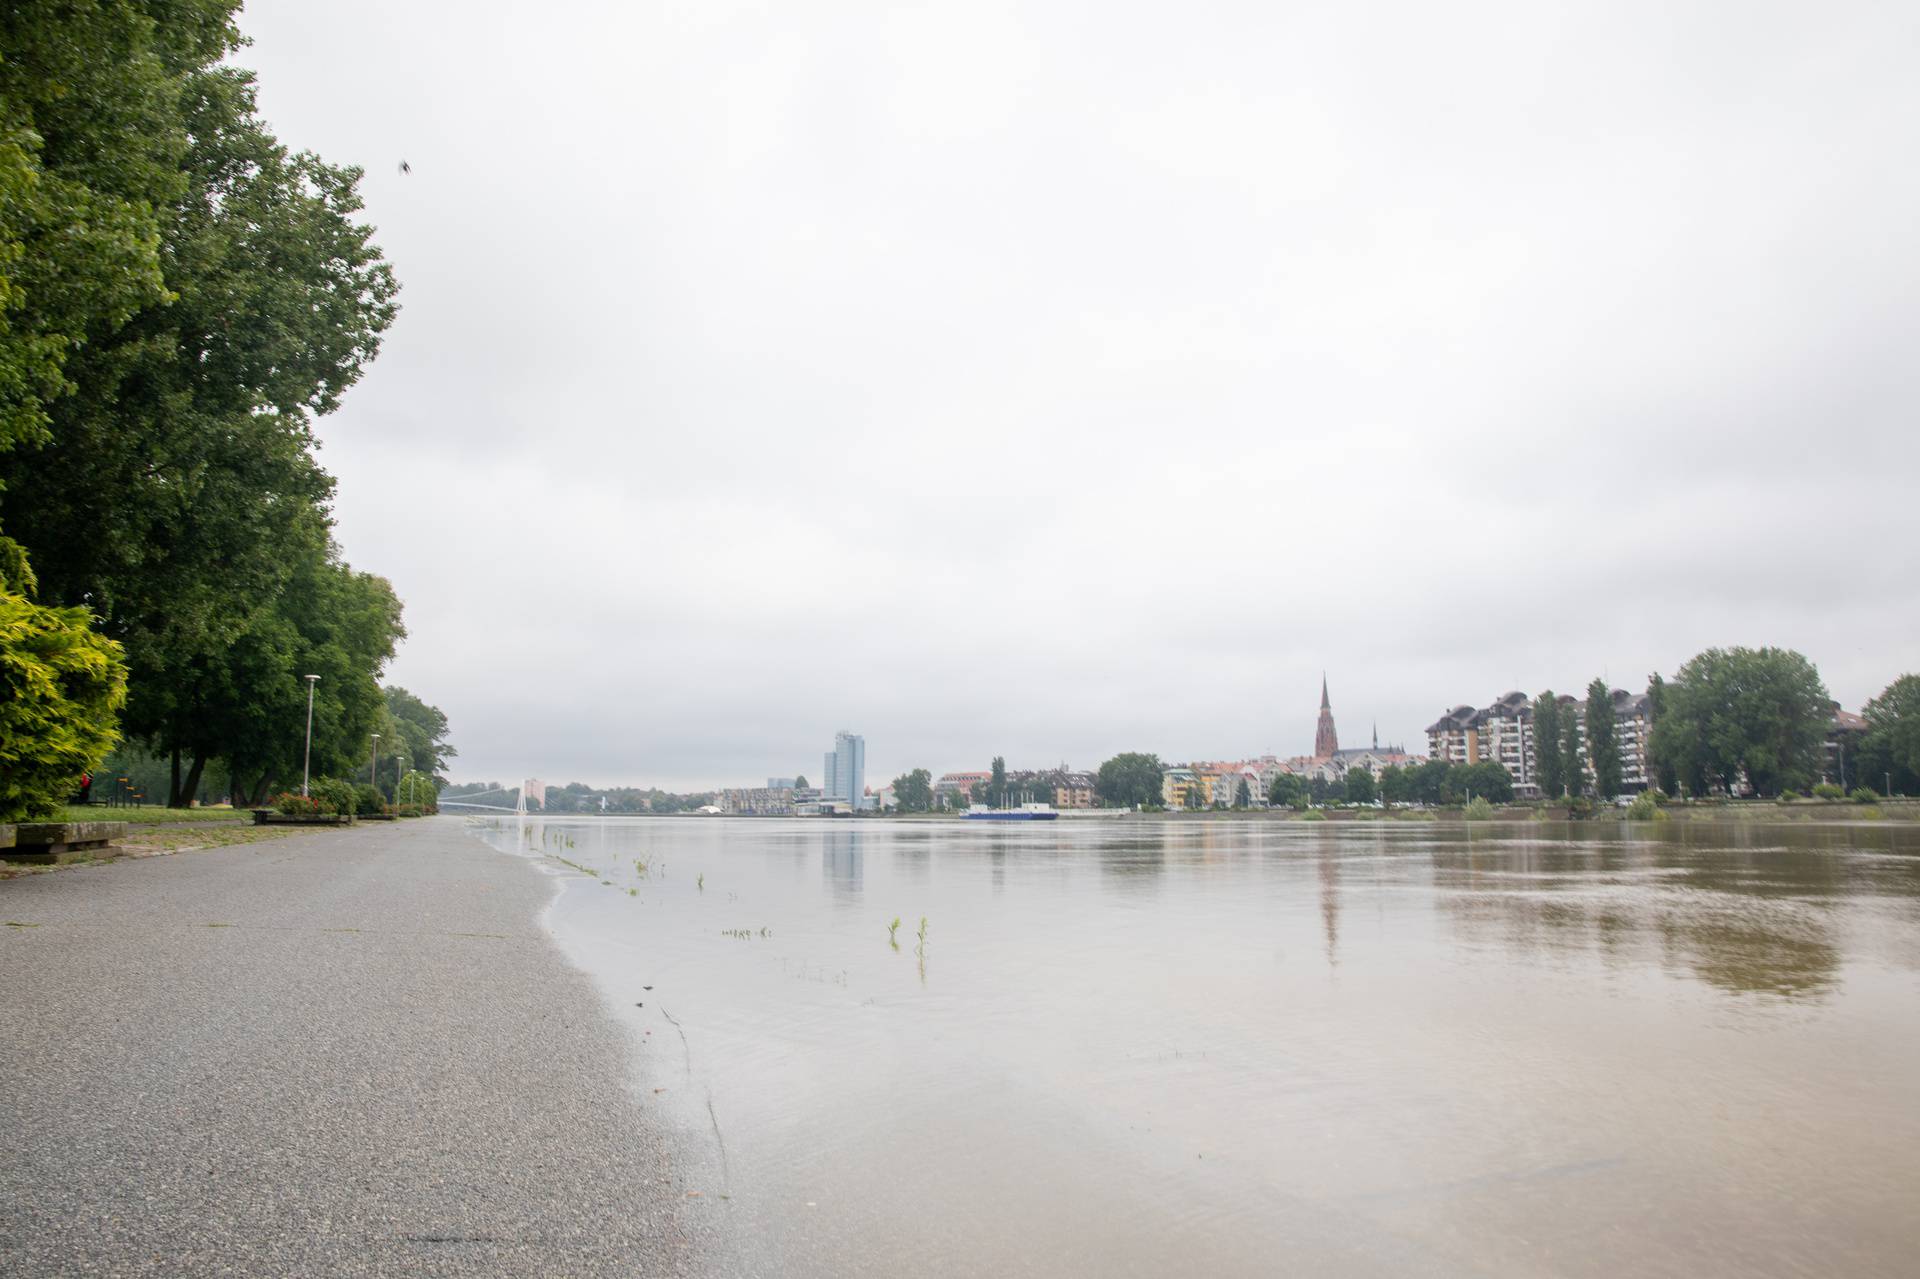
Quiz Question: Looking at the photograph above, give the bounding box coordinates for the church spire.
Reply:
[1314,676,1339,759]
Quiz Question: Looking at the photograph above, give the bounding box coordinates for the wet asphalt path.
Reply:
[0,817,706,1277]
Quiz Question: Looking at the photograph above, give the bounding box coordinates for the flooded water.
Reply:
[473,816,1920,1277]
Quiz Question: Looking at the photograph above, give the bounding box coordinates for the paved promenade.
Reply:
[0,818,704,1277]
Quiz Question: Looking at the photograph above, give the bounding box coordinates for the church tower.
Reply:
[1314,675,1339,759]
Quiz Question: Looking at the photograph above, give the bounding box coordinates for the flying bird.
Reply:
[398,159,411,175]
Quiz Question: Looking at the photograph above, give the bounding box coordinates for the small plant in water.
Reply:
[916,916,928,951]
[697,873,705,892]
[887,917,901,950]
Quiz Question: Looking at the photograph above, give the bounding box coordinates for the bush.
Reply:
[1299,809,1327,822]
[392,802,430,818]
[1812,782,1845,801]
[354,783,385,816]
[273,792,321,817]
[1778,790,1801,803]
[1850,787,1879,804]
[1,585,129,822]
[1463,797,1495,821]
[309,777,357,816]
[1625,791,1667,822]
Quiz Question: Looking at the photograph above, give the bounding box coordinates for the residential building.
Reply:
[718,787,796,816]
[821,731,866,810]
[1426,706,1484,767]
[934,771,991,807]
[1161,767,1199,808]
[1825,704,1869,788]
[1612,689,1652,790]
[1052,770,1097,809]
[1430,688,1657,797]
[1480,692,1537,798]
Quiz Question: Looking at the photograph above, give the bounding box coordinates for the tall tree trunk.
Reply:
[179,754,208,809]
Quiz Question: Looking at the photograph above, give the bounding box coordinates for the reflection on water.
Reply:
[479,816,1920,1279]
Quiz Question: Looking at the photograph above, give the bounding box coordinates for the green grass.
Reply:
[61,805,248,825]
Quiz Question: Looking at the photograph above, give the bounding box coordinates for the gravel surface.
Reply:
[0,817,710,1276]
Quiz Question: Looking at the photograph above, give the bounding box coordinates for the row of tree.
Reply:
[441,782,719,815]
[0,4,448,815]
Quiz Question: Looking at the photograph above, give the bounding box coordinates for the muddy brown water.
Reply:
[475,816,1920,1277]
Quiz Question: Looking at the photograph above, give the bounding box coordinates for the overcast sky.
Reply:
[238,0,1920,789]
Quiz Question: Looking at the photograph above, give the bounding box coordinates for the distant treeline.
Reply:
[442,781,717,814]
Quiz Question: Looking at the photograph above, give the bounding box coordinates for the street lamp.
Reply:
[370,733,381,798]
[301,675,321,796]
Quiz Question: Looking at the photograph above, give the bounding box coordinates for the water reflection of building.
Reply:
[1318,848,1340,968]
[821,829,862,897]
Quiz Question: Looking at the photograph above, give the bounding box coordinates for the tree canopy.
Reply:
[0,9,414,807]
[1096,752,1164,808]
[1533,692,1564,799]
[1648,647,1829,797]
[1586,679,1622,800]
[891,768,934,813]
[1857,674,1920,797]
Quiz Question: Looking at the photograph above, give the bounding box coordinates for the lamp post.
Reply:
[370,733,381,798]
[301,675,321,796]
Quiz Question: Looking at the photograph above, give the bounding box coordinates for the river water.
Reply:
[472,815,1920,1277]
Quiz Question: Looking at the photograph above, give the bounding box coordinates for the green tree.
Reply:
[1344,767,1376,804]
[1561,710,1585,798]
[1648,648,1829,797]
[1857,674,1920,797]
[891,767,934,813]
[395,769,438,812]
[1586,678,1622,799]
[1267,772,1305,808]
[1410,758,1452,805]
[794,774,809,790]
[1234,778,1252,809]
[383,686,457,785]
[1184,776,1206,809]
[987,755,1008,807]
[0,55,399,805]
[1,567,128,821]
[1644,672,1679,793]
[1377,764,1409,805]
[1533,692,1563,799]
[0,2,241,452]
[1451,760,1514,804]
[1096,752,1164,808]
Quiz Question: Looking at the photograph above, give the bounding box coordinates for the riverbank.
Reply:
[0,817,705,1276]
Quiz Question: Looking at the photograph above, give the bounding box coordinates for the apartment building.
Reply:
[1431,688,1656,797]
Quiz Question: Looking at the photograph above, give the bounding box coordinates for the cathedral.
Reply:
[1314,675,1339,760]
